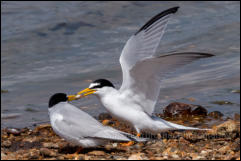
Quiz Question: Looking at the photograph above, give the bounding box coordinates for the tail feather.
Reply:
[152,116,210,131]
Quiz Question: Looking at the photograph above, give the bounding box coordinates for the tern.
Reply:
[73,6,213,144]
[48,93,147,149]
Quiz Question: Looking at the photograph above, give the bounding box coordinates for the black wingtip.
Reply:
[135,6,180,35]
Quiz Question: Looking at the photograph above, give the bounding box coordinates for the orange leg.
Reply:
[121,133,141,146]
[66,147,83,159]
[102,119,110,125]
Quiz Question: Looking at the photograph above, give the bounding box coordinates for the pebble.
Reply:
[2,140,11,148]
[42,142,59,149]
[40,148,57,157]
[208,111,224,119]
[88,150,106,156]
[128,153,143,160]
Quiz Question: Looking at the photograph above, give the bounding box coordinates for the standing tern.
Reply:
[48,93,147,149]
[72,6,213,142]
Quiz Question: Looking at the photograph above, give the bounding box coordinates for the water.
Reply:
[1,1,240,128]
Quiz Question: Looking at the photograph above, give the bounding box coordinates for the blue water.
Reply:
[1,1,240,128]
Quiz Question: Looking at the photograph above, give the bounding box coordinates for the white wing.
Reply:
[51,103,144,141]
[119,7,214,115]
[120,7,179,91]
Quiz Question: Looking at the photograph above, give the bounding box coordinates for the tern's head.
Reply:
[76,79,115,98]
[48,93,77,108]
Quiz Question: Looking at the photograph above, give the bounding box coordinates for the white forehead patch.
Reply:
[89,83,100,89]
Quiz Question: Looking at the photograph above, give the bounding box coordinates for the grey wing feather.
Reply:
[121,52,214,115]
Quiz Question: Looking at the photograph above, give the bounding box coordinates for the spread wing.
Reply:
[119,7,214,115]
[120,7,179,91]
[120,53,214,115]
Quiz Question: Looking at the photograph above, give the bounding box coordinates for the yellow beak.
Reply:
[67,95,78,101]
[76,88,96,98]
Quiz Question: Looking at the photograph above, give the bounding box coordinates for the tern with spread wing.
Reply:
[72,7,213,142]
[48,93,146,148]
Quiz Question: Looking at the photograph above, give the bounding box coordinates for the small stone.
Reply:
[217,120,237,133]
[40,148,57,157]
[6,128,21,135]
[219,145,231,154]
[1,152,7,160]
[43,142,59,149]
[190,153,204,160]
[28,149,40,159]
[171,154,179,159]
[2,140,11,148]
[57,156,65,160]
[105,144,112,151]
[128,153,143,160]
[200,150,208,156]
[208,111,224,119]
[88,150,106,156]
[234,113,240,121]
[112,143,118,148]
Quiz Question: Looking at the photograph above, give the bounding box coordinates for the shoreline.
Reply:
[1,109,240,160]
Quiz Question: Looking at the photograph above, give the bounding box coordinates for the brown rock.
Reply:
[163,102,192,117]
[191,105,207,116]
[163,102,207,117]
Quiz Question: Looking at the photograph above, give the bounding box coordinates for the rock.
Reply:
[200,150,208,156]
[163,102,207,117]
[216,120,238,133]
[6,128,21,135]
[190,153,204,160]
[28,149,40,159]
[42,142,59,149]
[105,144,112,151]
[88,150,106,156]
[208,111,224,119]
[191,105,207,116]
[2,140,11,148]
[234,113,240,121]
[1,152,7,160]
[210,120,238,135]
[219,145,231,154]
[128,153,143,160]
[171,154,179,159]
[40,148,57,157]
[163,102,191,117]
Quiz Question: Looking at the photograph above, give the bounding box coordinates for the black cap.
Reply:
[48,93,68,108]
[90,79,115,89]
